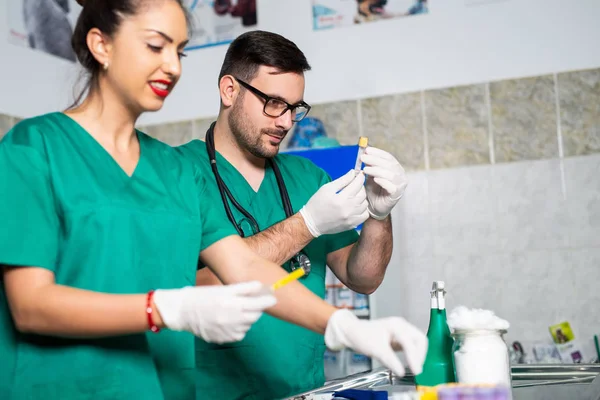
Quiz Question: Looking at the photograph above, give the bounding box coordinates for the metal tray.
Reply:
[287,364,600,400]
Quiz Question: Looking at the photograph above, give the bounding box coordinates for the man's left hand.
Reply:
[360,146,408,220]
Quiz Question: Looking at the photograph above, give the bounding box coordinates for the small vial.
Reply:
[474,387,496,400]
[354,136,368,171]
[493,386,511,400]
[438,387,460,400]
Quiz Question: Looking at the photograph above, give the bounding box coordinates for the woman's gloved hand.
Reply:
[324,309,428,378]
[361,146,408,220]
[153,281,277,343]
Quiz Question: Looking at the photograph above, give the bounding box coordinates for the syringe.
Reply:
[354,136,369,171]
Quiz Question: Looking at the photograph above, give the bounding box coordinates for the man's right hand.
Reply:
[299,170,369,238]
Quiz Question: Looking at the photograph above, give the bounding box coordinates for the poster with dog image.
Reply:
[312,0,429,30]
[7,0,81,62]
[184,0,258,50]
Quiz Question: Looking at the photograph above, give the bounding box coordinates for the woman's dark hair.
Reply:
[67,0,189,109]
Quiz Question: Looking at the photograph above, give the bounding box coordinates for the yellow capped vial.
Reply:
[355,136,369,171]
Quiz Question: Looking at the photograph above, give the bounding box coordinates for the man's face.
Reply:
[228,66,306,159]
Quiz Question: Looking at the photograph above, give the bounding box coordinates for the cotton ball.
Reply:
[448,306,510,331]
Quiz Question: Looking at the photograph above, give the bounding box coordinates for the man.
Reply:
[177,30,411,399]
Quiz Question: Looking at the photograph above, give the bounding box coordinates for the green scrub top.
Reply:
[0,113,236,400]
[177,137,360,400]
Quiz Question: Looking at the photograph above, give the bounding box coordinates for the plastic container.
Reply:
[452,329,512,389]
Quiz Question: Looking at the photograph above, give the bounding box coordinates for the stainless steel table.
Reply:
[287,364,600,400]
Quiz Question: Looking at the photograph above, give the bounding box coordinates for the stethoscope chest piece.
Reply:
[290,252,311,276]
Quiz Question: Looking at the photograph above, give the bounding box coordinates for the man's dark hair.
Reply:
[218,30,311,84]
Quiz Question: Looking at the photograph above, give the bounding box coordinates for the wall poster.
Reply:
[185,0,258,50]
[312,0,429,30]
[6,0,258,60]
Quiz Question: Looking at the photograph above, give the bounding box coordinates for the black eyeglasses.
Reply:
[234,77,311,122]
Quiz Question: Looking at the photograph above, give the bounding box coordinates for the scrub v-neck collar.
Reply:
[57,112,145,180]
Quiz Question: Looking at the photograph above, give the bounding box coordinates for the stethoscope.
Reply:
[205,122,311,276]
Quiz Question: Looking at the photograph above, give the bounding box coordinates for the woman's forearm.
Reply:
[201,236,337,334]
[3,267,164,338]
[257,262,337,334]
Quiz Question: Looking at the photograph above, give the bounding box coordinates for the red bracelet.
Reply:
[146,290,160,333]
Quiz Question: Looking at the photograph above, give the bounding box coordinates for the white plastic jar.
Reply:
[452,329,512,387]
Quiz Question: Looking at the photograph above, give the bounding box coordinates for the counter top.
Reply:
[287,364,600,400]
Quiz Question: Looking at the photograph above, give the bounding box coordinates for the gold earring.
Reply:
[103,62,109,70]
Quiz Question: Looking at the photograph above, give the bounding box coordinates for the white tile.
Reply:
[429,164,496,218]
[563,154,600,248]
[399,171,429,215]
[390,172,434,259]
[392,211,435,260]
[492,159,570,252]
[491,158,563,215]
[442,253,507,314]
[372,256,445,333]
[428,165,499,257]
[432,211,498,257]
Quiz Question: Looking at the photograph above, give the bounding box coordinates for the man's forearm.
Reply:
[346,215,393,293]
[244,213,314,265]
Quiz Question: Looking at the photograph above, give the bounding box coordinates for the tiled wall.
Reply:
[308,68,600,171]
[1,67,598,363]
[1,68,599,162]
[375,154,600,363]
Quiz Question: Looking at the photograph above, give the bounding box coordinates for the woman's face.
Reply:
[103,1,189,114]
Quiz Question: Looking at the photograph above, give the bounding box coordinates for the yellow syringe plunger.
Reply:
[271,268,306,290]
[358,136,368,148]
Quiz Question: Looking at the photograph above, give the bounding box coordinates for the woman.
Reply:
[0,1,428,399]
[0,1,276,399]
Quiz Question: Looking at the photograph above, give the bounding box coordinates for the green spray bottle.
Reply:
[414,281,456,387]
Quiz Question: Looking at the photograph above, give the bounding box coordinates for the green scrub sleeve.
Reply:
[194,167,238,252]
[0,142,59,271]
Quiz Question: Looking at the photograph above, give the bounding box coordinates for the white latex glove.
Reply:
[153,281,277,344]
[299,170,369,238]
[360,146,408,220]
[324,309,428,378]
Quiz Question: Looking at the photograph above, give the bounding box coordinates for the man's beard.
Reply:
[228,100,287,159]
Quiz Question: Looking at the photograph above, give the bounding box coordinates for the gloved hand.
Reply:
[299,170,369,238]
[324,309,428,378]
[360,146,408,220]
[153,281,277,344]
